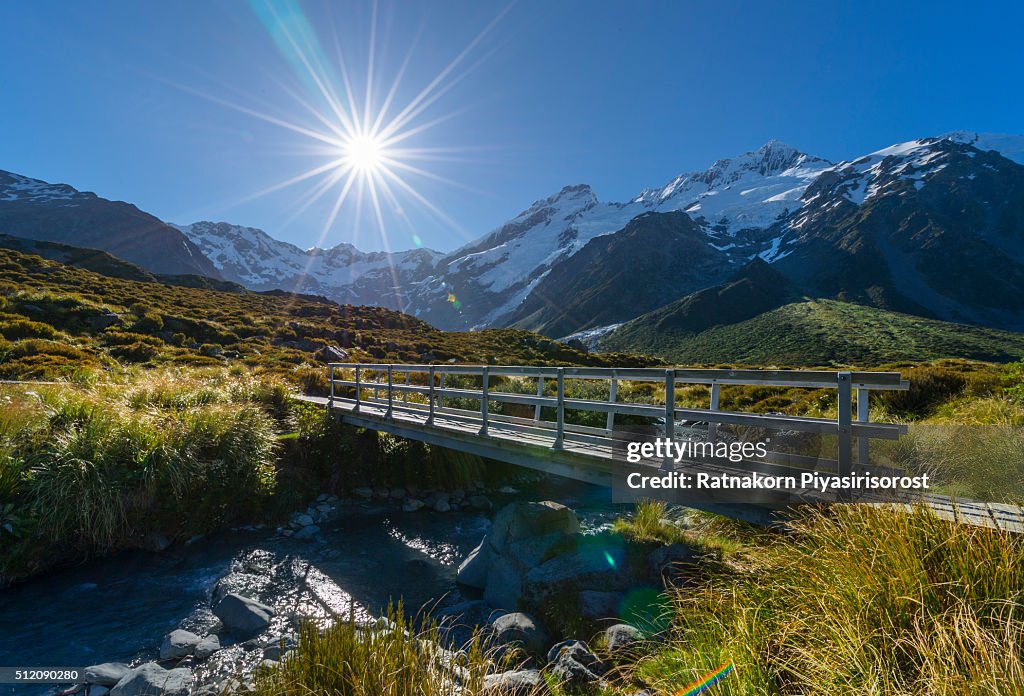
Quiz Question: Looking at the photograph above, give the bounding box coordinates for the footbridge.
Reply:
[295,363,1023,531]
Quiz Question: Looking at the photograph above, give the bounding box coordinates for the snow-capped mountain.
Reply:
[175,221,442,310]
[6,130,1022,336]
[0,170,218,277]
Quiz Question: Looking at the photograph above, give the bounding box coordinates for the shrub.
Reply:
[0,319,59,340]
[633,505,1024,695]
[109,341,159,363]
[254,603,490,696]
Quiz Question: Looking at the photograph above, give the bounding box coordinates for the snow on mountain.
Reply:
[176,221,443,306]
[422,141,833,328]
[169,131,1024,330]
[0,171,90,206]
[944,131,1024,165]
[632,140,833,237]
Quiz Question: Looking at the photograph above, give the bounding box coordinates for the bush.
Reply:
[109,341,160,362]
[633,506,1024,695]
[880,366,968,418]
[0,319,59,340]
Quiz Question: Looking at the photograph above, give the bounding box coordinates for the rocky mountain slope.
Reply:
[0,170,219,277]
[5,131,1023,350]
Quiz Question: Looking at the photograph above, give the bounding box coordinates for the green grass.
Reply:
[0,246,655,383]
[625,505,1024,696]
[254,603,494,696]
[602,299,1024,366]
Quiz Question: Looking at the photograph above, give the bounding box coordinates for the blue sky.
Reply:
[2,0,1022,253]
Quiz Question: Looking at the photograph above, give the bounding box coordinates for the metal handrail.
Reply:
[326,362,910,475]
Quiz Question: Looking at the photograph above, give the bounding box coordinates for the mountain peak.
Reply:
[941,131,1024,165]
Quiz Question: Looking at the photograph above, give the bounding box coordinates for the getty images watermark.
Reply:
[612,435,931,505]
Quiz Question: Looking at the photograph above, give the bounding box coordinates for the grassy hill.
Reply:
[602,299,1024,366]
[0,246,655,382]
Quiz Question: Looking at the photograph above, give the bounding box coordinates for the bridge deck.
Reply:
[296,393,1024,533]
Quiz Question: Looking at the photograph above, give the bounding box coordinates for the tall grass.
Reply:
[0,368,286,584]
[631,505,1024,696]
[254,604,492,696]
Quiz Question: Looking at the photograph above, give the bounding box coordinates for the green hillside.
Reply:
[0,246,655,382]
[602,299,1024,366]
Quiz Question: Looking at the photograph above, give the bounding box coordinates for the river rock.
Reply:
[469,494,492,510]
[605,623,644,653]
[490,612,549,658]
[84,663,130,687]
[213,593,275,636]
[483,669,548,695]
[490,502,579,553]
[289,513,314,528]
[110,663,191,696]
[352,487,373,499]
[433,498,452,513]
[579,590,623,622]
[159,629,200,660]
[194,635,221,660]
[547,639,605,686]
[292,524,320,540]
[89,687,110,696]
[648,543,699,583]
[402,498,425,512]
[456,539,490,590]
[389,487,406,499]
[373,486,390,499]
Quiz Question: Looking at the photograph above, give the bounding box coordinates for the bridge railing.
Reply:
[325,363,909,476]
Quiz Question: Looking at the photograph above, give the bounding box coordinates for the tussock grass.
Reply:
[630,505,1024,696]
[0,368,285,584]
[254,604,492,696]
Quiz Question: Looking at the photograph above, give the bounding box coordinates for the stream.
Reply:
[0,479,618,695]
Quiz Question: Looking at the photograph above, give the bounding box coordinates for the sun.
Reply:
[343,134,385,174]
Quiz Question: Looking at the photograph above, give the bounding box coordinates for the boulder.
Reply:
[402,498,425,512]
[523,550,619,605]
[483,669,548,695]
[489,502,579,553]
[110,663,191,696]
[456,539,490,590]
[289,513,314,528]
[194,635,221,660]
[159,629,200,660]
[547,639,605,686]
[433,498,452,513]
[213,593,275,636]
[352,487,373,500]
[490,612,549,658]
[292,524,320,540]
[469,494,492,510]
[579,590,624,622]
[648,543,699,582]
[605,623,644,653]
[84,663,130,687]
[315,345,348,363]
[483,554,526,612]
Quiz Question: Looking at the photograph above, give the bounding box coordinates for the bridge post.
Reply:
[354,366,361,412]
[664,370,675,469]
[837,372,853,480]
[479,365,489,436]
[708,382,720,441]
[328,365,335,410]
[534,376,544,421]
[427,365,436,425]
[857,387,870,466]
[386,365,394,419]
[554,368,565,450]
[606,373,617,433]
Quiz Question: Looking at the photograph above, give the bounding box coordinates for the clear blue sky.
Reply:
[2,0,1021,253]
